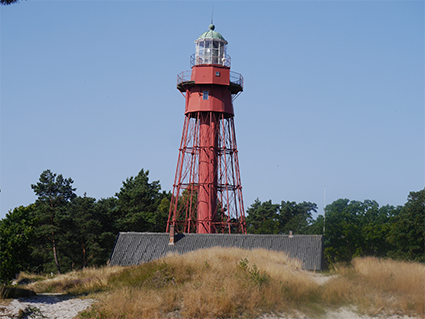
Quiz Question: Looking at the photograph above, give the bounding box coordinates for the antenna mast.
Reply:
[211,5,214,24]
[323,185,326,235]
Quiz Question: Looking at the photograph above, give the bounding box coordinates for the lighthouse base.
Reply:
[167,112,246,234]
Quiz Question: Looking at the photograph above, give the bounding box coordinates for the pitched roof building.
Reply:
[109,232,324,271]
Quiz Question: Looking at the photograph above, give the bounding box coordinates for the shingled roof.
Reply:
[109,232,324,271]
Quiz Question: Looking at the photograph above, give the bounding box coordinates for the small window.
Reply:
[215,71,220,77]
[203,91,209,100]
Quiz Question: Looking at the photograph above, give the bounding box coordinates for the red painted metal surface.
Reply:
[167,30,246,234]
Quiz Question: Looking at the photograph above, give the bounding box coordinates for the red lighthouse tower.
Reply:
[167,24,246,234]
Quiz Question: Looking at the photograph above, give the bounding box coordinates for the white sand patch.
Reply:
[257,307,421,319]
[0,293,94,319]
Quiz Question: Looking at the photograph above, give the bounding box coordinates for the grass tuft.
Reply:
[26,266,123,294]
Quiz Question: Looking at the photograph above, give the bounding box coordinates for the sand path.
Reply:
[0,293,94,319]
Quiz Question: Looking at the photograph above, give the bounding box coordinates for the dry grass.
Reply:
[26,265,123,294]
[87,248,320,319]
[322,257,425,318]
[14,272,48,284]
[17,249,425,319]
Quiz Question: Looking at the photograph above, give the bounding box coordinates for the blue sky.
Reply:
[1,1,423,220]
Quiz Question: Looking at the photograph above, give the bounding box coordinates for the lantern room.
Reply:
[193,24,230,67]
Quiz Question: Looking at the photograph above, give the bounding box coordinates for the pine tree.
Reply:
[31,170,76,274]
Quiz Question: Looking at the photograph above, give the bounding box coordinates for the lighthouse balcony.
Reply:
[230,71,244,92]
[177,70,244,94]
[176,70,193,88]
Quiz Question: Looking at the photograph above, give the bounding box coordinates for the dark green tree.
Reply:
[322,199,364,264]
[246,199,280,234]
[246,199,318,235]
[322,199,400,265]
[66,195,104,268]
[306,215,325,235]
[94,197,120,259]
[387,189,425,262]
[360,202,400,257]
[115,169,169,232]
[0,205,36,283]
[53,195,120,270]
[31,169,76,274]
[153,195,172,232]
[279,201,317,234]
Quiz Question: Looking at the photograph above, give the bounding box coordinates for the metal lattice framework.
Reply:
[167,111,246,234]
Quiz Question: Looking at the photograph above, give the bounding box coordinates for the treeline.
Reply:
[246,190,424,265]
[0,169,171,283]
[1,168,424,283]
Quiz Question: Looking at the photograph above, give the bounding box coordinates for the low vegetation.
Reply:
[323,257,424,318]
[0,286,36,299]
[11,248,424,319]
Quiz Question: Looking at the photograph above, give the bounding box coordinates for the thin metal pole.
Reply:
[323,185,326,236]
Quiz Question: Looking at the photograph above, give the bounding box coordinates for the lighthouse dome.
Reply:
[196,24,228,44]
[194,24,229,66]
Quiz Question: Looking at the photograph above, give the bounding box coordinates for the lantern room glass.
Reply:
[195,39,227,66]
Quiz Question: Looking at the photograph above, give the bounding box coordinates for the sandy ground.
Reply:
[0,294,94,319]
[1,295,420,319]
[258,308,420,319]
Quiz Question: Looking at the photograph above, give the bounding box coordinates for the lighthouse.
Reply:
[167,24,246,234]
